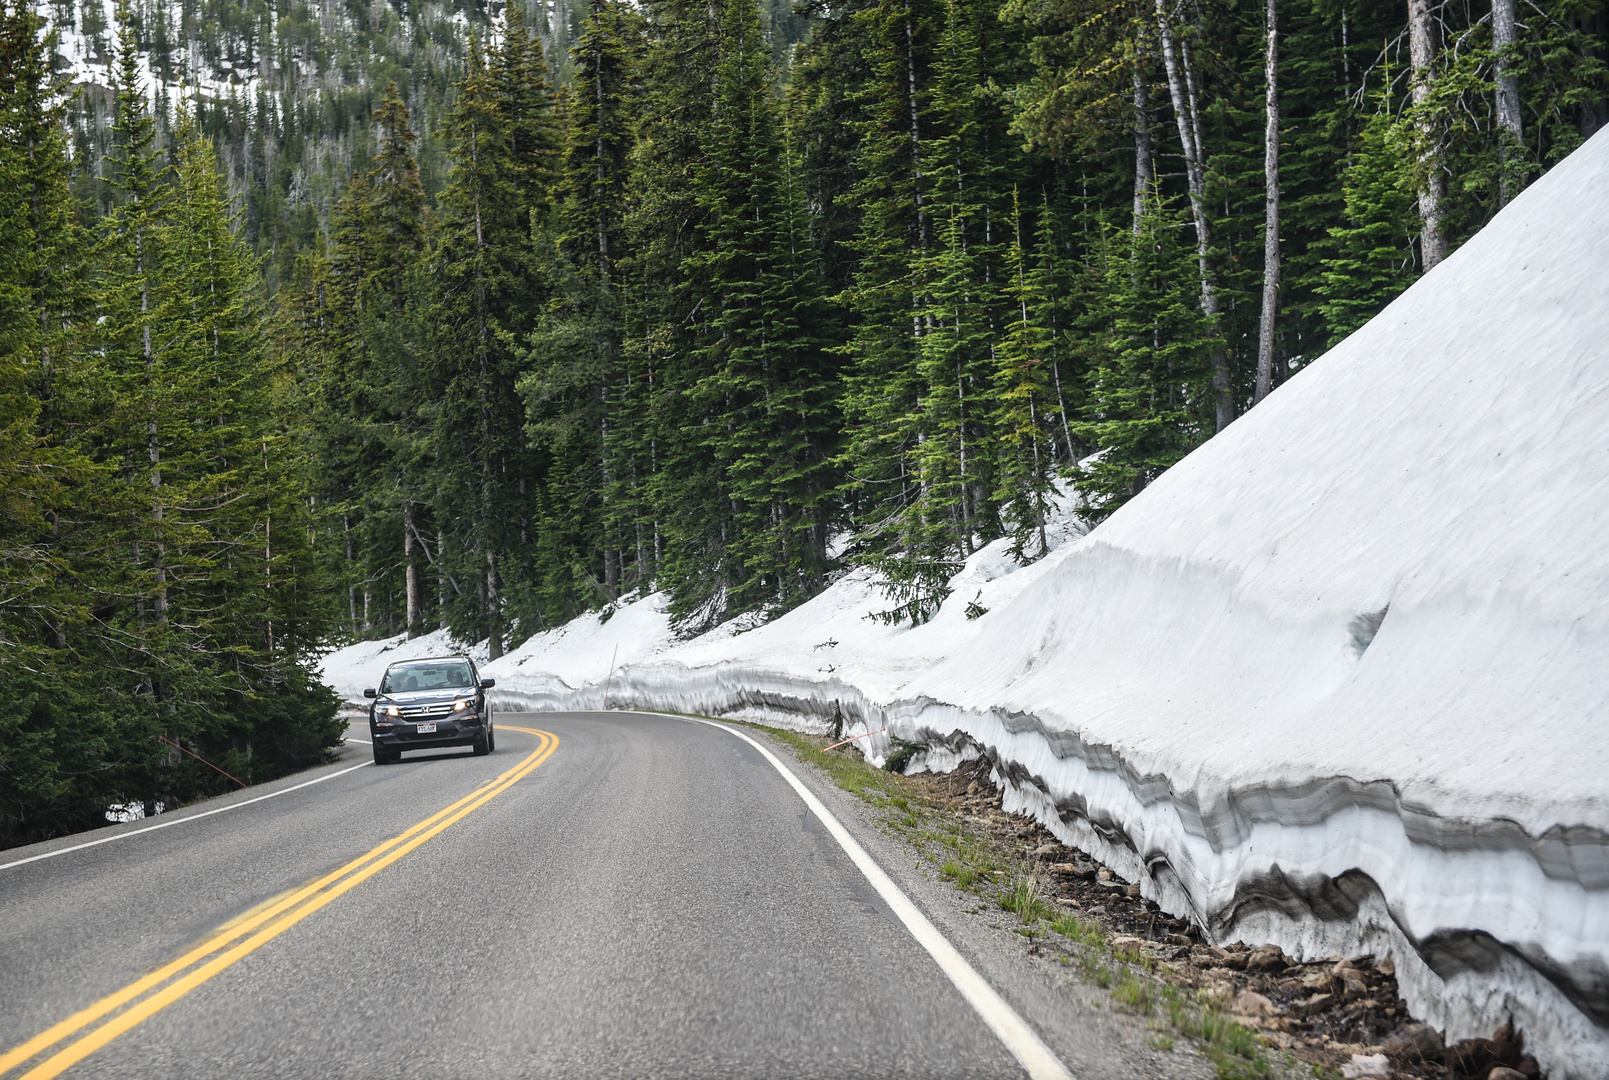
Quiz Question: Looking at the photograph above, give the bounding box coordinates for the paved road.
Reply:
[0,711,1198,1080]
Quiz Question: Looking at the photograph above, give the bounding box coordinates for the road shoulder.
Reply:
[734,722,1218,1080]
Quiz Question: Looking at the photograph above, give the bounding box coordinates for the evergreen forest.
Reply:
[2,0,1605,846]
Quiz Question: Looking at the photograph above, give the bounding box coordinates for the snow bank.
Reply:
[317,627,488,703]
[318,129,1609,1074]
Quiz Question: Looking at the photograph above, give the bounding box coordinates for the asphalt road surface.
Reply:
[0,711,1208,1080]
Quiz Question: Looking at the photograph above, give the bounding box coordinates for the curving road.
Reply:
[0,711,1203,1080]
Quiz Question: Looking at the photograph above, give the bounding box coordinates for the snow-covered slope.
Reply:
[318,627,488,703]
[319,128,1609,1074]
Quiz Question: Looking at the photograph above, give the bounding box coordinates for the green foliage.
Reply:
[1074,187,1215,520]
[0,0,340,848]
[1317,106,1421,345]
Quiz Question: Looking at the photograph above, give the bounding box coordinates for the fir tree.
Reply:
[1317,106,1419,345]
[1076,185,1214,520]
[992,190,1062,558]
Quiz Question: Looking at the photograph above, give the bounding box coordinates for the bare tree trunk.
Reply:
[1492,0,1522,206]
[1132,62,1153,235]
[344,514,359,634]
[1155,0,1235,431]
[437,528,449,631]
[906,19,928,252]
[1409,0,1446,269]
[1255,0,1280,405]
[486,552,503,659]
[404,505,420,638]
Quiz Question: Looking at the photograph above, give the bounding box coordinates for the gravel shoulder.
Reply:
[739,722,1541,1080]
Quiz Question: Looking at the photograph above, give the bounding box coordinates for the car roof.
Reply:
[385,655,473,669]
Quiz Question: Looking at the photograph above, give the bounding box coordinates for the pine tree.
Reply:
[1317,106,1419,345]
[992,190,1062,558]
[682,0,842,616]
[432,33,557,654]
[0,0,110,843]
[1075,185,1213,520]
[520,0,645,620]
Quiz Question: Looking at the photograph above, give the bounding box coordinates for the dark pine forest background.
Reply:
[1,0,1605,844]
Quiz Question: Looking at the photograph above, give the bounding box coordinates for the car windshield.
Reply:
[380,662,473,694]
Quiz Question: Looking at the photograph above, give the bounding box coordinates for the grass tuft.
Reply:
[1114,974,1154,1012]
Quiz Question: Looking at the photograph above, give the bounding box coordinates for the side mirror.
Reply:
[480,679,496,690]
[363,688,377,698]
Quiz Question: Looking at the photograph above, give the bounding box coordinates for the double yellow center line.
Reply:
[1,726,559,1080]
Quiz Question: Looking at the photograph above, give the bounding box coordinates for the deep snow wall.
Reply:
[329,129,1609,1076]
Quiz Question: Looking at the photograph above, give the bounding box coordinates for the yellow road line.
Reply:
[3,728,558,1080]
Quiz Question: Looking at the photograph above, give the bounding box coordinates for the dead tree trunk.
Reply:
[1492,0,1522,206]
[1155,0,1235,431]
[1409,0,1446,268]
[1255,0,1280,404]
[403,504,421,638]
[1132,62,1153,235]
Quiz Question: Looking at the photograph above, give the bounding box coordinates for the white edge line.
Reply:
[668,713,1076,1080]
[0,760,373,872]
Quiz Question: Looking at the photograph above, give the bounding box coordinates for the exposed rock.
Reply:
[1301,969,1338,992]
[1207,980,1236,1006]
[1487,1070,1527,1080]
[1341,1053,1393,1079]
[1340,970,1371,998]
[1164,932,1193,947]
[1376,955,1395,977]
[1297,993,1334,1014]
[1383,1022,1444,1062]
[1233,989,1277,1017]
[1032,843,1061,857]
[1110,935,1147,954]
[1246,944,1289,972]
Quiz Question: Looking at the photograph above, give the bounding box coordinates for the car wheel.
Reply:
[472,732,490,756]
[372,744,390,766]
[487,728,496,753]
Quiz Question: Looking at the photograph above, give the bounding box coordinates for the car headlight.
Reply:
[453,699,472,712]
[385,705,400,718]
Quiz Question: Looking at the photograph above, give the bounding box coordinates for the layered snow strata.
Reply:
[319,129,1609,1075]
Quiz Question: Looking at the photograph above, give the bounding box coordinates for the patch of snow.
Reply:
[317,627,488,703]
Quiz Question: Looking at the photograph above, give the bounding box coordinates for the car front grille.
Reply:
[400,702,456,718]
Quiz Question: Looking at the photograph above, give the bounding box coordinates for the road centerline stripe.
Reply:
[660,713,1076,1080]
[2,728,558,1080]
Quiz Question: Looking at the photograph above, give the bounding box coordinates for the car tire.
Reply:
[487,728,496,753]
[472,732,490,756]
[372,744,391,766]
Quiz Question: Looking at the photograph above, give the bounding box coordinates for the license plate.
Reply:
[415,722,436,734]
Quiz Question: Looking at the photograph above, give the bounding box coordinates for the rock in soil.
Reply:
[1341,1053,1393,1078]
[1383,1021,1444,1062]
[1233,990,1277,1017]
[1246,944,1289,972]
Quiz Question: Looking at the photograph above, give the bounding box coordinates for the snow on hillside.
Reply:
[319,627,488,703]
[319,127,1609,1075]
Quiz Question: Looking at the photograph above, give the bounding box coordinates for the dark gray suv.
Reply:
[362,656,497,765]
